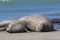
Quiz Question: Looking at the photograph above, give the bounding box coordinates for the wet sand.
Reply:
[0,30,60,40]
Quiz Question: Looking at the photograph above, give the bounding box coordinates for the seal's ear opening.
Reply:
[40,24,51,32]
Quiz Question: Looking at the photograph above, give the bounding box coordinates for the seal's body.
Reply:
[6,14,54,33]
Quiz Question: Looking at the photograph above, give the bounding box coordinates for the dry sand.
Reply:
[0,30,60,40]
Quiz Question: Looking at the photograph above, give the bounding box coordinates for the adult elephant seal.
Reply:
[6,14,54,33]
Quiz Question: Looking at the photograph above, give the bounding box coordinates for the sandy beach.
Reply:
[0,30,60,40]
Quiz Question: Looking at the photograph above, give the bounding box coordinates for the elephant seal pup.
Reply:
[6,14,54,33]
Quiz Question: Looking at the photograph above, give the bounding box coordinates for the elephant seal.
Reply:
[6,14,54,33]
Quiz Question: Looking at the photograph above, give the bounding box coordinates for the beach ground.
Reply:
[0,29,60,40]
